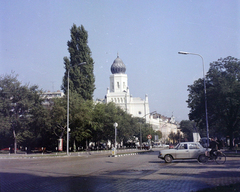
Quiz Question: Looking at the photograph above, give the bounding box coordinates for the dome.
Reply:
[110,55,126,74]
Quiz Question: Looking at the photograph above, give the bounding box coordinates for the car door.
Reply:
[175,143,190,159]
[188,143,202,158]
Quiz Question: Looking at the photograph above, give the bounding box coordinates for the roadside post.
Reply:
[112,122,118,156]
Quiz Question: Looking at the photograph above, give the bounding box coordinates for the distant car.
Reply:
[153,143,162,148]
[138,144,150,150]
[0,148,19,153]
[162,143,169,148]
[158,142,208,163]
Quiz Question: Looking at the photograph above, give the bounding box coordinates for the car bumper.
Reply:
[158,152,164,159]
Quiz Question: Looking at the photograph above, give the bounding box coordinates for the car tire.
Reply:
[164,154,173,163]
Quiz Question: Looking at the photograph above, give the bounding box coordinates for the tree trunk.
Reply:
[86,139,88,151]
[230,133,234,150]
[13,130,17,154]
[73,140,76,152]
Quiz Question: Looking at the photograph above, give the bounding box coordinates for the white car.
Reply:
[158,142,208,163]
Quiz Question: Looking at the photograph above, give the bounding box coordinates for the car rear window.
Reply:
[189,143,200,149]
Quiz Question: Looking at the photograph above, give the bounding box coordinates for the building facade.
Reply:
[105,54,150,119]
[102,55,180,143]
[40,90,64,107]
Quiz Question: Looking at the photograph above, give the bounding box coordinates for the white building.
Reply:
[102,55,179,143]
[40,90,64,107]
[40,90,64,99]
[105,54,150,119]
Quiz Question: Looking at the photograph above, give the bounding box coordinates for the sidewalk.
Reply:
[0,148,151,159]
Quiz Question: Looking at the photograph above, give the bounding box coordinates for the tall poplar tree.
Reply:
[62,24,95,100]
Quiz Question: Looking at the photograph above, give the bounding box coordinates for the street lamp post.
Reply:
[112,122,118,156]
[67,62,86,156]
[178,51,210,147]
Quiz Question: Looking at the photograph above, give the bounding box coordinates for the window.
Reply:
[117,82,120,88]
[189,143,199,149]
[179,144,188,149]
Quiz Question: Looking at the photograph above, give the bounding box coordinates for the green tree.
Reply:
[115,110,139,145]
[61,24,95,100]
[25,88,52,150]
[0,73,45,152]
[92,102,133,145]
[70,94,94,150]
[91,102,139,148]
[141,123,155,143]
[154,130,162,141]
[175,130,182,143]
[179,120,196,141]
[168,131,182,144]
[49,97,67,150]
[168,131,175,143]
[187,56,240,148]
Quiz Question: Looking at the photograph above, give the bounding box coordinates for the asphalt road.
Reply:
[0,150,240,192]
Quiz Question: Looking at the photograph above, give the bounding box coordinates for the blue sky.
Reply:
[1,0,239,121]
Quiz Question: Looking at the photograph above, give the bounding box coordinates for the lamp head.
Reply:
[178,51,189,55]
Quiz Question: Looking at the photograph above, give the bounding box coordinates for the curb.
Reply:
[109,150,153,157]
[0,150,153,159]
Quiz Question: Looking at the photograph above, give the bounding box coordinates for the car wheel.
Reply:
[164,154,173,163]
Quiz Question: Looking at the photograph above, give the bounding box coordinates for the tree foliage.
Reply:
[0,72,161,151]
[90,102,140,146]
[0,73,48,151]
[61,24,95,100]
[50,97,67,139]
[179,120,197,142]
[168,130,182,144]
[187,56,240,148]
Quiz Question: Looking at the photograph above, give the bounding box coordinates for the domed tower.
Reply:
[110,55,126,74]
[109,54,128,93]
[105,54,150,120]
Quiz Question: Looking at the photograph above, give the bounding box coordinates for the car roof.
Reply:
[178,142,200,144]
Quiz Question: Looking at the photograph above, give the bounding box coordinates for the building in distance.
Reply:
[97,54,180,143]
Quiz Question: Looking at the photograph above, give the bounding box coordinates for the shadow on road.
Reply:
[0,172,211,192]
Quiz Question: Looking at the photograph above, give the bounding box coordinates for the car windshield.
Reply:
[198,143,204,148]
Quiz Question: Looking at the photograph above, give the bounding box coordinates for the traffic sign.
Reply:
[147,134,152,139]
